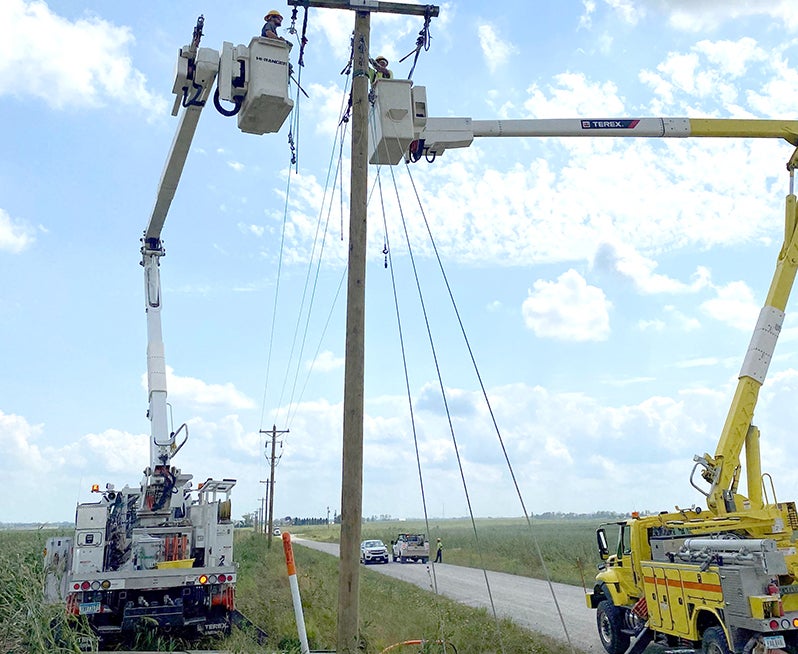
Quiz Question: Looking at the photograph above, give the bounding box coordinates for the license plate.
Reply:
[79,601,101,615]
[764,635,786,649]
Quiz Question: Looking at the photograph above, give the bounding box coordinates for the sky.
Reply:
[3,0,798,525]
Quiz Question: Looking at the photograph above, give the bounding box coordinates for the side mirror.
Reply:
[597,528,609,561]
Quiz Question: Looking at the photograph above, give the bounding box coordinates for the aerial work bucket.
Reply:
[369,79,415,165]
[238,37,294,135]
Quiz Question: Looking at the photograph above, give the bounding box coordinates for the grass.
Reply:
[0,521,598,653]
[234,532,577,653]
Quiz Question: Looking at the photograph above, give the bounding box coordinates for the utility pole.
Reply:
[259,480,269,535]
[286,3,439,652]
[260,426,288,547]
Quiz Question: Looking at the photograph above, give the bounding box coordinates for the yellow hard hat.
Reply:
[265,10,283,19]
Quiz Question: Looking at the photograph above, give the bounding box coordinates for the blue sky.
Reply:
[3,0,798,524]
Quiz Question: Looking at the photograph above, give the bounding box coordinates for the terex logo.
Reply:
[581,119,640,129]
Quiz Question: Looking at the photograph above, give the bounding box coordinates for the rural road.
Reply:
[293,538,604,653]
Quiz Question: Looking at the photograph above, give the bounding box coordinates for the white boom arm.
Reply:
[142,21,220,475]
[366,81,798,165]
[141,17,294,482]
[368,80,798,517]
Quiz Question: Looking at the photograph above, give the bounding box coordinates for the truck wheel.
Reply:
[596,600,630,654]
[702,626,731,654]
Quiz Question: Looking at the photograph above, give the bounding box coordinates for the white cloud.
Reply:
[639,318,665,332]
[700,280,759,331]
[523,72,626,117]
[239,222,265,237]
[522,269,611,341]
[309,350,345,372]
[579,0,597,29]
[664,305,701,332]
[602,0,798,33]
[227,161,245,172]
[140,367,255,411]
[0,0,166,113]
[604,0,643,24]
[592,240,710,295]
[0,410,45,467]
[0,208,36,253]
[662,0,798,32]
[476,24,519,74]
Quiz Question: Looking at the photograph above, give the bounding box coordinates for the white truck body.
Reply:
[391,533,430,563]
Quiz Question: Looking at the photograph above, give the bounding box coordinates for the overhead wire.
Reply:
[390,175,507,654]
[368,74,573,649]
[402,162,577,654]
[368,108,452,650]
[369,106,488,652]
[263,59,354,431]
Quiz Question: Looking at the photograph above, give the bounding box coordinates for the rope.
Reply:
[367,88,573,650]
[402,165,577,654]
[367,104,498,651]
[258,164,293,431]
[367,107,456,650]
[274,67,354,429]
[400,8,434,81]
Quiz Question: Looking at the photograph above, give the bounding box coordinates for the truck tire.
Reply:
[702,626,732,654]
[596,600,630,654]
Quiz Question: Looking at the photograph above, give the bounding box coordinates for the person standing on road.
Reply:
[435,537,443,563]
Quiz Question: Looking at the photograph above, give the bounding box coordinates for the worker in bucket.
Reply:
[368,55,393,84]
[262,10,284,39]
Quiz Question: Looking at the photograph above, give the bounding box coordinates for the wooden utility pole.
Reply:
[286,3,439,652]
[260,426,288,547]
[259,480,269,534]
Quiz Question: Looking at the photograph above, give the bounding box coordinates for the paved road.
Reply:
[293,538,603,653]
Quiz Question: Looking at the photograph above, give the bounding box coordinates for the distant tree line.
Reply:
[532,511,645,520]
[291,516,334,526]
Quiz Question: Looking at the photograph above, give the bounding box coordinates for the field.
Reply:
[0,518,604,653]
[300,517,603,587]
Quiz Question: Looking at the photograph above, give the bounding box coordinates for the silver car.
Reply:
[360,539,389,564]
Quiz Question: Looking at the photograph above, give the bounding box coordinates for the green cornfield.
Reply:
[303,517,603,587]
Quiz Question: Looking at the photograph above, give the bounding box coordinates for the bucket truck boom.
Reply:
[367,81,798,653]
[44,16,292,649]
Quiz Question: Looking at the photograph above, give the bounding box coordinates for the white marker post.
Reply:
[282,532,310,654]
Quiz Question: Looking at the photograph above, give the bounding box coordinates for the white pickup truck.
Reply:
[391,533,429,563]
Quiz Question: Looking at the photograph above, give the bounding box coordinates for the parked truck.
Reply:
[586,144,798,653]
[43,15,293,649]
[391,533,430,563]
[365,74,798,654]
